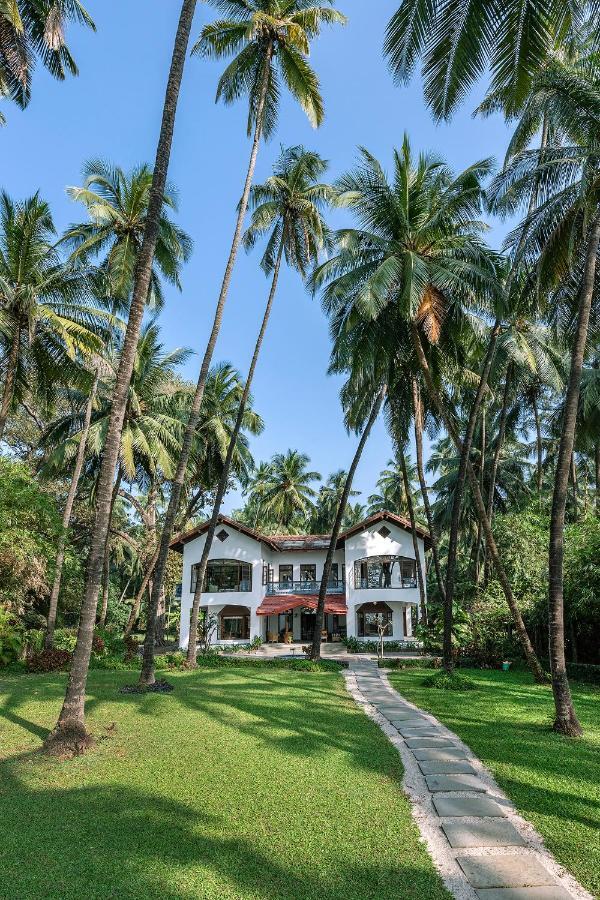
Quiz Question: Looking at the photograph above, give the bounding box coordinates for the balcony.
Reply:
[266,580,345,596]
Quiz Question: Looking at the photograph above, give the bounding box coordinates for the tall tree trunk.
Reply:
[398,444,427,623]
[0,322,21,441]
[475,404,487,582]
[155,584,166,646]
[124,543,160,636]
[532,394,543,500]
[173,237,284,674]
[97,467,123,629]
[143,44,274,680]
[411,377,444,607]
[441,318,501,672]
[411,323,546,684]
[45,371,98,649]
[595,443,600,513]
[310,385,387,661]
[548,213,600,736]
[570,453,579,519]
[486,366,511,528]
[45,0,198,751]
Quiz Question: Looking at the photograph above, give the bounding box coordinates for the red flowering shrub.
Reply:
[27,649,72,673]
[92,634,105,655]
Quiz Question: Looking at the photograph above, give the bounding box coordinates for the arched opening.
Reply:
[357,602,393,637]
[218,605,251,641]
[353,556,416,589]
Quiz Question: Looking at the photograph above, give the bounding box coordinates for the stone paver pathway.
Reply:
[344,659,592,900]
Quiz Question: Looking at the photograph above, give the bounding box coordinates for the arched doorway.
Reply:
[218,605,250,640]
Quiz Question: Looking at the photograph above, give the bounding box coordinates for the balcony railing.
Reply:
[266,580,345,596]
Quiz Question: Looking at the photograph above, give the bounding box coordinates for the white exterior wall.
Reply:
[344,522,426,641]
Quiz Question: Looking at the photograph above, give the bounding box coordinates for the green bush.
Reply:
[379,656,441,670]
[565,662,600,685]
[27,649,72,673]
[155,652,187,670]
[343,637,423,654]
[0,606,24,667]
[194,654,346,672]
[422,670,477,691]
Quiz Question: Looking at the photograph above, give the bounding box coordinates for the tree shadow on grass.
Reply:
[0,750,448,900]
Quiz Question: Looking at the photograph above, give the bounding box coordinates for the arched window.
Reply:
[219,605,250,640]
[357,602,393,637]
[190,559,252,593]
[353,556,416,589]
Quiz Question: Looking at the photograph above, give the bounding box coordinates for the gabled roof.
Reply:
[170,509,431,553]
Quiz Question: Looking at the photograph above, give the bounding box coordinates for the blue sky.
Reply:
[1,0,513,514]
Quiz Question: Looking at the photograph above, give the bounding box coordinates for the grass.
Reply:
[0,666,450,900]
[387,667,600,898]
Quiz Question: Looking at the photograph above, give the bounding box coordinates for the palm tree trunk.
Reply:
[124,543,160,636]
[169,237,285,675]
[142,44,275,681]
[411,323,546,684]
[533,394,543,500]
[548,213,600,736]
[0,322,21,441]
[486,366,511,528]
[411,377,444,607]
[310,385,387,661]
[45,0,198,751]
[45,371,98,649]
[97,467,123,629]
[398,444,427,623]
[441,318,501,672]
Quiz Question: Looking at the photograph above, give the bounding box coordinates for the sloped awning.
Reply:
[256,595,348,617]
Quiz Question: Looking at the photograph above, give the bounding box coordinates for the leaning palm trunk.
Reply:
[45,371,99,648]
[486,367,511,528]
[411,377,444,607]
[310,385,387,661]
[144,235,284,679]
[44,0,198,752]
[0,322,20,441]
[398,444,427,623]
[548,213,600,736]
[124,543,160,636]
[411,324,546,684]
[441,318,501,671]
[142,46,274,680]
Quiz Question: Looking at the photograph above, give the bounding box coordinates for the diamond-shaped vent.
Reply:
[378,525,391,538]
[216,529,229,543]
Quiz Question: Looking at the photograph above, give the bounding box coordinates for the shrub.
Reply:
[27,649,72,673]
[155,652,187,670]
[0,606,24,667]
[379,656,441,670]
[422,670,477,691]
[24,628,44,655]
[52,628,78,652]
[194,655,346,672]
[343,637,423,654]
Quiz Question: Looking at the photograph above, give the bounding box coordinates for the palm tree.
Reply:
[46,0,199,754]
[367,457,422,519]
[145,1,345,667]
[312,138,546,681]
[0,0,94,122]
[62,161,192,306]
[259,450,321,530]
[155,145,333,674]
[0,192,105,441]
[384,0,585,120]
[311,469,360,532]
[489,63,600,733]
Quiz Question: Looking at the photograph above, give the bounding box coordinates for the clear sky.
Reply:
[1,0,513,513]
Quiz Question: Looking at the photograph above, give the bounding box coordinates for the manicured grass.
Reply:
[388,668,600,898]
[0,667,450,900]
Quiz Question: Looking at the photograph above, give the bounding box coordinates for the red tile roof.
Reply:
[256,595,348,616]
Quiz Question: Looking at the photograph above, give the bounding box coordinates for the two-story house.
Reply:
[171,510,430,648]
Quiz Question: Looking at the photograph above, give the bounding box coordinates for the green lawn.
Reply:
[0,667,449,900]
[388,668,600,899]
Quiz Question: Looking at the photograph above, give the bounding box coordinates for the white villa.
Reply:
[171,510,430,648]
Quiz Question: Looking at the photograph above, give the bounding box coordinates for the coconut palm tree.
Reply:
[384,0,586,120]
[311,469,360,532]
[259,450,321,530]
[145,2,345,671]
[367,457,422,519]
[151,145,333,675]
[0,0,94,122]
[0,192,106,441]
[489,62,600,733]
[62,161,192,306]
[46,0,199,754]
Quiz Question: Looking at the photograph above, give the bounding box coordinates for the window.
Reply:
[219,605,250,640]
[262,564,274,586]
[191,559,252,593]
[329,562,339,585]
[357,603,393,637]
[353,556,417,589]
[378,525,391,538]
[300,564,316,583]
[279,564,293,584]
[216,529,229,543]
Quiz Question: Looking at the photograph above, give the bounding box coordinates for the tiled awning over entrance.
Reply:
[256,595,348,616]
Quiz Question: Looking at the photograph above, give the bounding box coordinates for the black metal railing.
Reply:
[265,579,345,596]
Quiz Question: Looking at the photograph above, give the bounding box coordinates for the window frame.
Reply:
[353,555,417,589]
[357,602,393,637]
[279,564,293,584]
[190,559,252,594]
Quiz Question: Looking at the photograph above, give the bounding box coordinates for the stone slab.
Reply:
[475,889,572,900]
[420,761,478,776]
[457,856,559,889]
[397,727,442,738]
[426,774,487,792]
[405,737,459,748]
[412,748,469,761]
[442,820,526,847]
[434,796,507,817]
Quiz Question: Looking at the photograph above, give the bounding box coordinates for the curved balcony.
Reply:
[353,555,417,590]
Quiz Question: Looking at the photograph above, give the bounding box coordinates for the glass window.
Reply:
[300,564,316,582]
[191,559,252,593]
[279,564,293,584]
[262,564,274,586]
[329,563,339,585]
[220,613,250,640]
[357,604,393,637]
[353,556,416,589]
